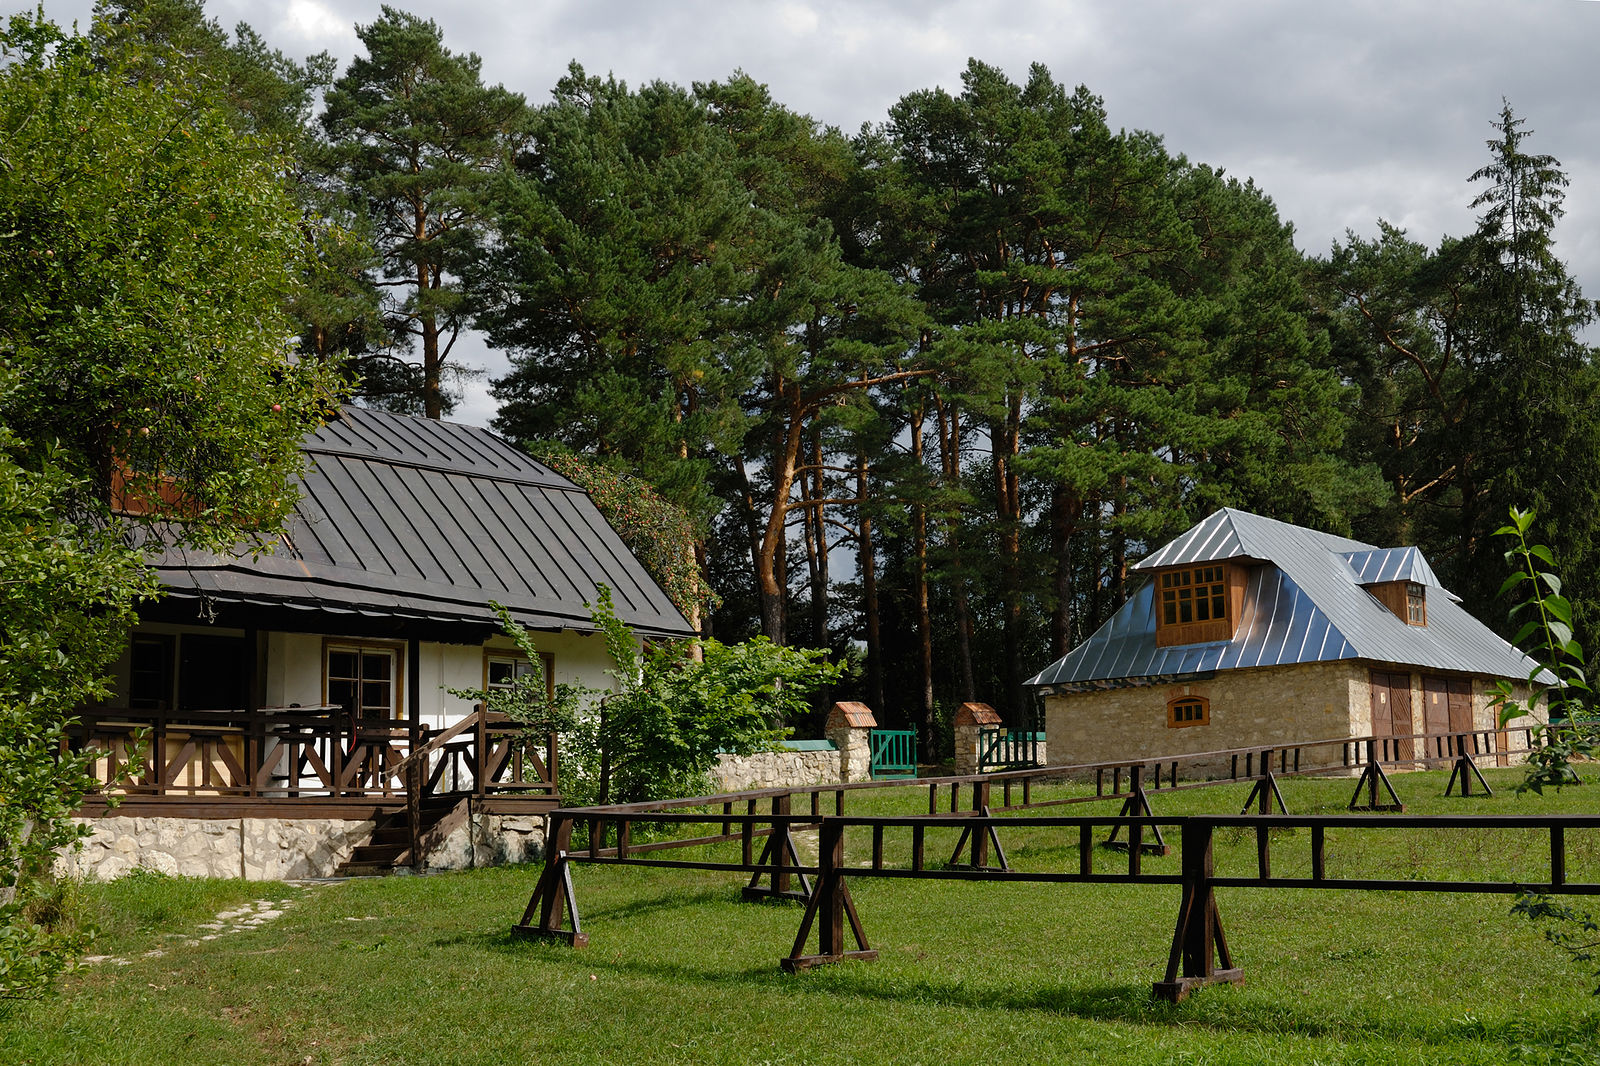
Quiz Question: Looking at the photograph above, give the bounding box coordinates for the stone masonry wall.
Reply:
[1044,660,1368,777]
[59,810,550,881]
[711,748,841,793]
[1045,661,1544,778]
[427,812,545,871]
[60,817,376,881]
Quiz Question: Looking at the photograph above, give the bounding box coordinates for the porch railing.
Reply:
[66,705,557,803]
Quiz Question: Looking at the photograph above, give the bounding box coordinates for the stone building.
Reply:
[1029,508,1544,774]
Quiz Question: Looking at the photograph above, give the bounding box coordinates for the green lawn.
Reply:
[6,769,1600,1065]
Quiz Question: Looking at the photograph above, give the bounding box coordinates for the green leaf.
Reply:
[1496,571,1529,597]
[1530,544,1557,566]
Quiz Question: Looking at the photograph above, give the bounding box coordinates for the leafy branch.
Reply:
[1487,506,1595,794]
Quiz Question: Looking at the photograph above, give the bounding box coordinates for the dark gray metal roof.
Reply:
[1029,508,1543,689]
[151,406,695,640]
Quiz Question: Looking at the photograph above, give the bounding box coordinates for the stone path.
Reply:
[79,891,308,968]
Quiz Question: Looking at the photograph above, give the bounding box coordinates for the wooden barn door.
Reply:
[1424,676,1477,760]
[1369,671,1415,762]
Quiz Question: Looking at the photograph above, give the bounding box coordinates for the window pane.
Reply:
[362,681,391,711]
[328,651,357,680]
[329,678,357,713]
[362,653,392,681]
[488,659,516,688]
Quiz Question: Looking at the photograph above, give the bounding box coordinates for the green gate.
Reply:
[978,727,1044,771]
[869,729,917,779]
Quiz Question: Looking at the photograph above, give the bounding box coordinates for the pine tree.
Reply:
[322,7,528,418]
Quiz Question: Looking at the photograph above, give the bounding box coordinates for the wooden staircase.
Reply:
[335,795,470,876]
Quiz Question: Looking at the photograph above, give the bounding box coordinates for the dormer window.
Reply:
[1367,579,1427,627]
[1154,563,1241,647]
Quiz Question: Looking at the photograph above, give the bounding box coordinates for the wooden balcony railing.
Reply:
[67,705,557,804]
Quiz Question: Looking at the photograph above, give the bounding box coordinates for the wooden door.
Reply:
[1446,678,1476,759]
[1422,677,1447,759]
[1369,671,1415,761]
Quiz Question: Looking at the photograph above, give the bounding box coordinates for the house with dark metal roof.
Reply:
[1028,508,1544,773]
[66,407,694,881]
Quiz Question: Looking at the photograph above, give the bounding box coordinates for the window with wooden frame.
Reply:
[1167,695,1209,728]
[325,642,404,722]
[1406,582,1427,625]
[484,650,555,703]
[1154,563,1239,646]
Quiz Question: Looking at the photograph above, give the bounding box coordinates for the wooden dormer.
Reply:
[1153,561,1249,647]
[1368,580,1427,626]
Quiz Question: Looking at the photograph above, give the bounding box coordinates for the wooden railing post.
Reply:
[406,754,424,873]
[772,793,792,897]
[475,705,488,798]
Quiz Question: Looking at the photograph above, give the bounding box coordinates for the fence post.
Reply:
[782,818,876,972]
[510,815,588,947]
[1154,820,1242,1002]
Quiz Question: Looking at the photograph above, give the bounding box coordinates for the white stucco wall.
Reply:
[122,623,626,729]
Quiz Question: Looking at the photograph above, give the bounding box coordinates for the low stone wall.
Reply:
[60,816,376,881]
[711,747,841,792]
[59,810,548,881]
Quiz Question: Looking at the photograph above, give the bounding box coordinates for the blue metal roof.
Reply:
[1029,508,1542,688]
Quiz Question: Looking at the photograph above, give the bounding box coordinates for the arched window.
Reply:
[1167,695,1209,728]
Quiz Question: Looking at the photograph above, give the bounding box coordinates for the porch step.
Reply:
[333,797,469,877]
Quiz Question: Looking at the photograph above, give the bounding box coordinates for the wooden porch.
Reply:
[67,705,560,874]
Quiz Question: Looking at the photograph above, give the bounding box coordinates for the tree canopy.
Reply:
[0,10,339,995]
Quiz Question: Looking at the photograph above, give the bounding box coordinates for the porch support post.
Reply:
[407,636,423,872]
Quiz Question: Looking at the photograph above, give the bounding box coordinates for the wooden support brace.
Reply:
[1152,821,1242,1002]
[782,821,876,972]
[511,820,588,948]
[947,805,1010,872]
[742,820,813,903]
[1444,736,1493,798]
[1347,755,1405,812]
[1103,766,1170,854]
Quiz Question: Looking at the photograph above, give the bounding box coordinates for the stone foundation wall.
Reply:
[59,810,549,881]
[427,813,545,871]
[60,817,376,881]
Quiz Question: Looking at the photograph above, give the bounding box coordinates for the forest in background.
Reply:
[83,0,1600,740]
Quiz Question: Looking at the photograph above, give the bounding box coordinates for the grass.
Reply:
[5,768,1600,1065]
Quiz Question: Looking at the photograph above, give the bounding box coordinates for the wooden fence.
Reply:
[512,723,1574,1000]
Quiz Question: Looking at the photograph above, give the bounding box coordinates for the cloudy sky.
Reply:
[36,0,1600,427]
